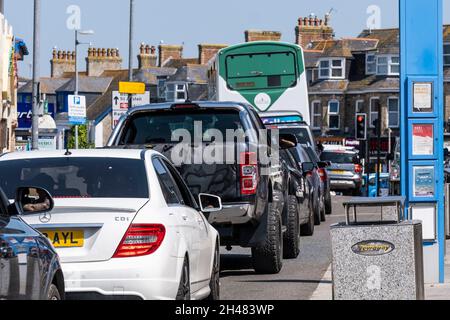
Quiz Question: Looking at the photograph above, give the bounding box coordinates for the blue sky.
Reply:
[6,0,450,77]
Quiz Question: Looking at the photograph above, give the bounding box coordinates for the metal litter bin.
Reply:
[331,197,424,300]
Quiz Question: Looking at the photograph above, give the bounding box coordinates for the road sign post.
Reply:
[400,0,445,283]
[68,94,87,147]
[111,91,150,129]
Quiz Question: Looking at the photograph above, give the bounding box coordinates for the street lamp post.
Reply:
[31,0,41,150]
[128,0,135,109]
[74,29,94,149]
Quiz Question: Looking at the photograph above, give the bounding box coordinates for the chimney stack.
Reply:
[198,44,228,65]
[138,43,157,69]
[296,14,334,49]
[158,44,183,67]
[86,47,122,77]
[245,30,282,42]
[50,48,76,78]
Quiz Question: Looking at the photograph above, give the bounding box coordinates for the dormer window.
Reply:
[366,53,376,75]
[445,43,450,66]
[376,55,400,76]
[165,82,187,102]
[319,58,345,80]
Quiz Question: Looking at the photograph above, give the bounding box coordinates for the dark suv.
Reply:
[0,186,64,300]
[107,102,298,274]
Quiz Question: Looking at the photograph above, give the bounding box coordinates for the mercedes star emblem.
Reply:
[39,212,51,224]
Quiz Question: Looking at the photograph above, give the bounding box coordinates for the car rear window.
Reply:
[0,158,149,199]
[320,152,356,164]
[274,127,311,145]
[119,109,244,145]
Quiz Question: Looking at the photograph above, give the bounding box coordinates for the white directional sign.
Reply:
[112,91,150,128]
[68,95,86,125]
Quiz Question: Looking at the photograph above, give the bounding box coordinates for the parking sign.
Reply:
[68,95,87,125]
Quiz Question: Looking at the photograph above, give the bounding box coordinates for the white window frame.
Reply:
[165,82,187,102]
[370,97,380,128]
[328,100,340,130]
[318,58,346,80]
[388,97,400,128]
[355,100,364,114]
[444,43,450,67]
[366,53,376,75]
[376,55,400,76]
[311,100,322,130]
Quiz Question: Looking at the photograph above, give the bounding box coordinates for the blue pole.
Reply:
[400,0,445,283]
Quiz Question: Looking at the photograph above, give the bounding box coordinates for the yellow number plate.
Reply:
[332,170,346,175]
[41,230,84,248]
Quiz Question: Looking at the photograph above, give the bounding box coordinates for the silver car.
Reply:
[320,150,363,196]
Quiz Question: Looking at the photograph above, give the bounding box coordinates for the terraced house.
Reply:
[301,17,450,160]
[0,11,28,153]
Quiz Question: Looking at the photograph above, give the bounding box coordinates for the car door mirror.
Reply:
[279,134,298,150]
[317,161,328,169]
[302,162,315,175]
[15,187,54,215]
[198,194,223,213]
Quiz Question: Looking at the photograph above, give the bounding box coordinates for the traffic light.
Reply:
[355,113,367,140]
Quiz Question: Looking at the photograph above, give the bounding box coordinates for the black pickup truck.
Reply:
[107,101,299,274]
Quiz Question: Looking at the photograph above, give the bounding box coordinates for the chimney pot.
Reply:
[51,49,75,78]
[86,47,122,76]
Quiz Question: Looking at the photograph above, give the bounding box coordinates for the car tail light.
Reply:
[113,224,165,258]
[240,152,259,195]
[318,168,327,182]
[355,164,363,174]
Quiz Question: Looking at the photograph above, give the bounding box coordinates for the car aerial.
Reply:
[290,144,326,225]
[320,147,363,196]
[0,184,64,300]
[108,101,298,274]
[303,145,332,216]
[0,149,222,300]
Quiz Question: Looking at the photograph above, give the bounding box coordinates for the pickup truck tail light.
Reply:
[113,224,165,258]
[318,168,327,182]
[354,164,363,174]
[240,152,259,196]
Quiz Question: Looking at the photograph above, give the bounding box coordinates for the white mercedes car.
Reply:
[0,149,221,300]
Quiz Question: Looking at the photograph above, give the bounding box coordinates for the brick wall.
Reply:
[310,93,401,138]
[296,16,334,49]
[159,45,183,67]
[198,44,228,65]
[245,30,282,42]
[138,44,157,69]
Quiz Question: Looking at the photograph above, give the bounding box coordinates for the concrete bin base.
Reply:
[331,221,424,300]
